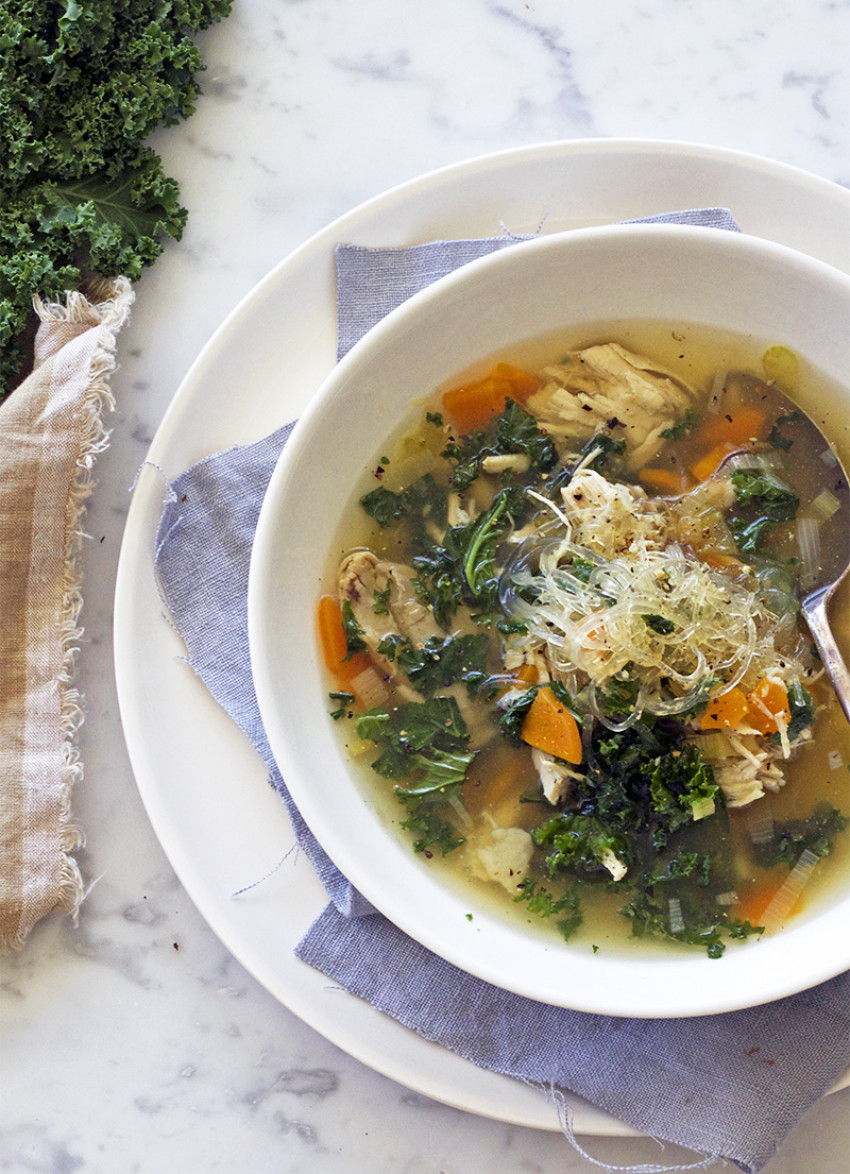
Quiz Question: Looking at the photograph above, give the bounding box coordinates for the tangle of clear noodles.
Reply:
[502,517,789,721]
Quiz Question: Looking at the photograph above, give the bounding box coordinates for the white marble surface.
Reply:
[3,2,849,1171]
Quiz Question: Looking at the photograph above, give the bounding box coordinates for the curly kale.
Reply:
[1,0,233,396]
[750,802,849,870]
[442,398,558,491]
[356,697,475,856]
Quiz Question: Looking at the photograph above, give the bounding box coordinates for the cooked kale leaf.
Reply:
[443,399,558,490]
[533,813,630,879]
[774,679,816,742]
[578,432,627,472]
[340,600,366,657]
[514,878,583,940]
[750,802,849,869]
[378,632,490,696]
[413,485,524,624]
[727,470,800,554]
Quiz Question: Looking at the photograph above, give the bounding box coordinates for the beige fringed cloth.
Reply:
[0,278,134,949]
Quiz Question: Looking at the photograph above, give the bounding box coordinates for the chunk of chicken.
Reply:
[531,747,577,806]
[561,468,669,557]
[696,732,788,808]
[469,826,534,894]
[337,550,493,745]
[338,550,420,702]
[527,343,695,468]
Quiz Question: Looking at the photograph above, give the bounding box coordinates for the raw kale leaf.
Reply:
[1,0,233,396]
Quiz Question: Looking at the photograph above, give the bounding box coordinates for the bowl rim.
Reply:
[249,221,850,1017]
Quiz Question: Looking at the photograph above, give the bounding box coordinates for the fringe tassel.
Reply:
[45,277,134,928]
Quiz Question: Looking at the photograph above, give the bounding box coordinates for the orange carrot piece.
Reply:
[465,756,525,819]
[512,662,539,686]
[639,467,689,495]
[442,363,541,432]
[317,594,348,672]
[497,661,539,700]
[693,406,767,450]
[746,678,791,736]
[700,687,749,731]
[689,406,768,482]
[521,686,582,764]
[317,595,373,687]
[697,550,744,571]
[689,442,737,482]
[735,880,800,928]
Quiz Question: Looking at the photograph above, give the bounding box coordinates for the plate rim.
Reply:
[113,138,850,1133]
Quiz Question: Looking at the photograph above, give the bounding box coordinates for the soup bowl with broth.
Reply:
[249,224,850,1016]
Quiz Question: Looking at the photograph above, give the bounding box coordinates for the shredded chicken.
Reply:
[698,732,789,808]
[560,468,669,557]
[338,549,494,745]
[469,826,534,894]
[527,343,695,468]
[531,747,576,806]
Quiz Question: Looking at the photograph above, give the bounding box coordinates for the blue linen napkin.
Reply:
[154,211,850,1174]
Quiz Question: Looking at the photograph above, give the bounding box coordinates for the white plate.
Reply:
[114,139,850,1134]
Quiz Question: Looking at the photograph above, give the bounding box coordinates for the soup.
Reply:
[318,326,849,958]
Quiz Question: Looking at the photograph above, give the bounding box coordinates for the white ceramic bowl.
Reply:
[249,223,850,1017]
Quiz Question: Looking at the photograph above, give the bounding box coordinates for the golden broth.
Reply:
[324,321,850,955]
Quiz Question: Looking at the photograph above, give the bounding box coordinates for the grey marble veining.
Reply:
[2,2,848,1172]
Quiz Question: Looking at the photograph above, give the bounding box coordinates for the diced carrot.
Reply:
[692,406,767,450]
[512,662,539,686]
[700,687,750,731]
[465,756,525,820]
[442,362,541,432]
[746,678,791,736]
[697,550,745,571]
[734,880,800,928]
[688,406,768,482]
[638,467,689,495]
[497,661,539,700]
[316,594,373,687]
[689,442,738,482]
[317,594,348,672]
[521,686,582,764]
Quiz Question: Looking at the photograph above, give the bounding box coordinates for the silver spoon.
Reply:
[783,402,850,724]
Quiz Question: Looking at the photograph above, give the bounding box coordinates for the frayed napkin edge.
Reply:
[0,277,134,949]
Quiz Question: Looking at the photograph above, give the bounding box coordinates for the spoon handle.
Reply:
[802,591,850,725]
